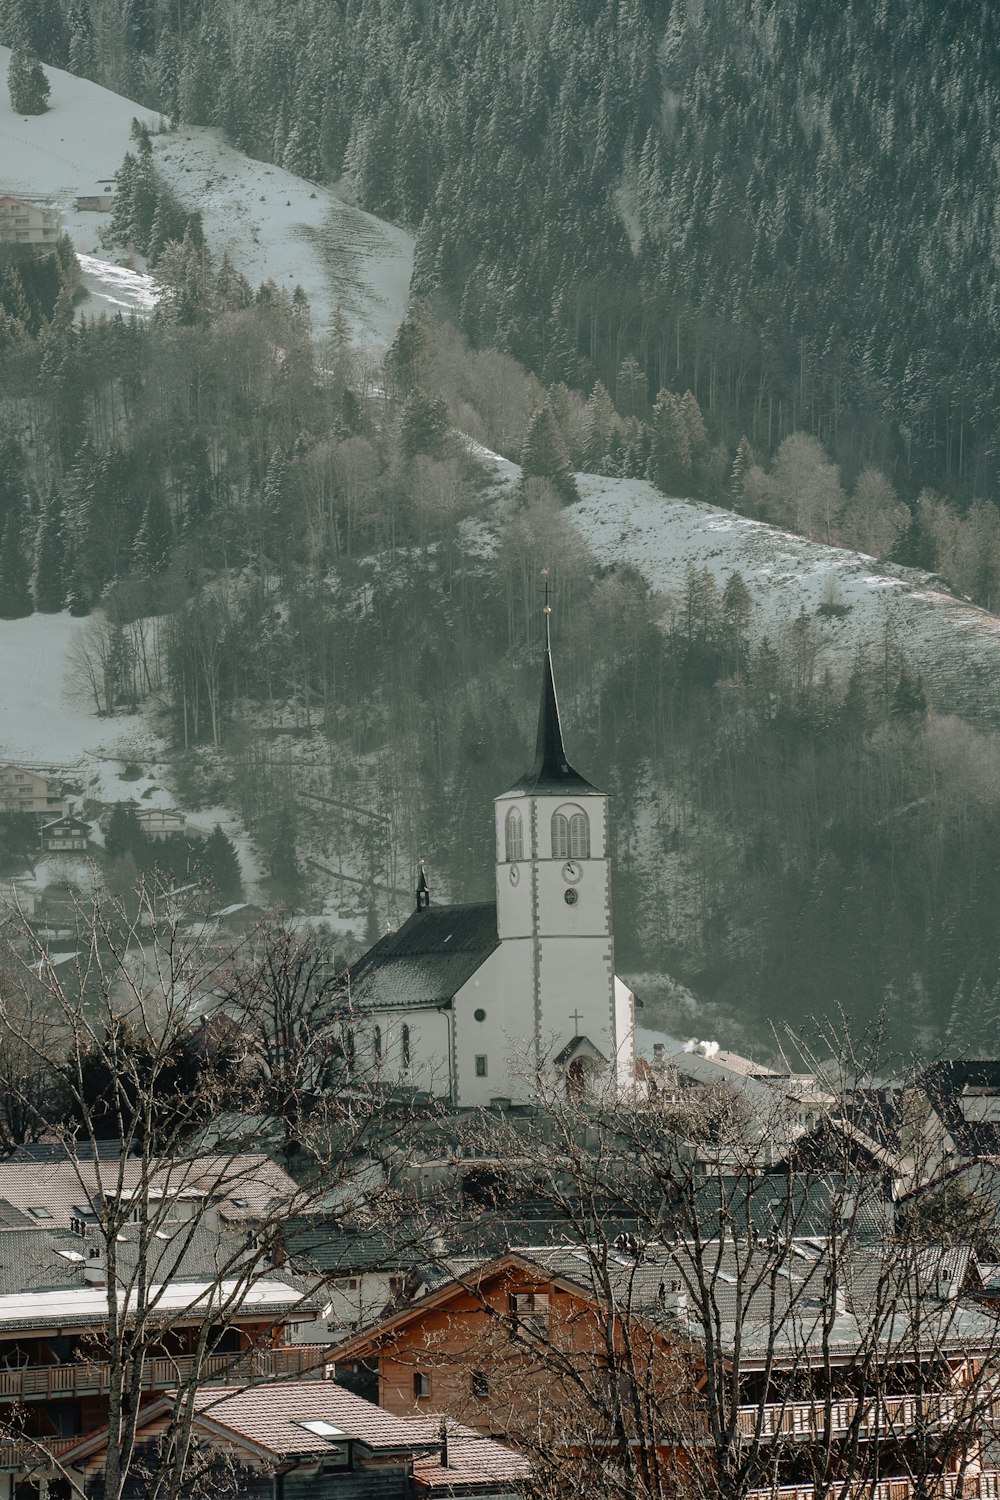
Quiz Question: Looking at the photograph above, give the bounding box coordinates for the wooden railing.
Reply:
[0,1343,329,1403]
[738,1391,1000,1441]
[748,1472,1000,1500]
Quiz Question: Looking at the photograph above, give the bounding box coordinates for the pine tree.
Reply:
[0,511,32,618]
[520,401,577,502]
[131,492,173,577]
[203,824,243,903]
[33,484,66,611]
[649,388,691,494]
[66,0,96,78]
[400,386,450,460]
[104,800,145,861]
[64,561,89,616]
[7,47,50,114]
[730,435,754,509]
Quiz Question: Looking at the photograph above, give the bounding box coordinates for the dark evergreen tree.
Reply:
[66,0,96,78]
[33,484,67,612]
[203,823,243,903]
[104,800,145,861]
[131,491,173,577]
[520,401,577,501]
[400,386,450,460]
[7,47,50,113]
[0,510,32,618]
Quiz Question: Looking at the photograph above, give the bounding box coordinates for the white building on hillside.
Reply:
[346,618,636,1107]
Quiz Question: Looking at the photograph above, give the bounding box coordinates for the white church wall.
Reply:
[453,945,536,1106]
[536,935,615,1062]
[363,1009,454,1099]
[614,974,637,1092]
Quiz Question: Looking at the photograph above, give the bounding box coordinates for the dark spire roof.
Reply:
[415,861,430,911]
[504,609,601,798]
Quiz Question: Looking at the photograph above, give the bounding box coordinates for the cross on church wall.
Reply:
[569,1008,583,1033]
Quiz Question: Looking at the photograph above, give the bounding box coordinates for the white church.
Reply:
[346,623,636,1106]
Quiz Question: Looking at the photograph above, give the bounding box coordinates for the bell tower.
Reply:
[494,581,632,1093]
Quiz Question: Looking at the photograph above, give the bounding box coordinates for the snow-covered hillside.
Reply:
[0,48,413,346]
[569,475,1000,726]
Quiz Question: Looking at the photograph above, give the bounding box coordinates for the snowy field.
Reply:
[570,476,1000,726]
[0,48,414,347]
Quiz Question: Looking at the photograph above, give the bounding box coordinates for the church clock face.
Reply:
[562,860,582,884]
[509,864,520,886]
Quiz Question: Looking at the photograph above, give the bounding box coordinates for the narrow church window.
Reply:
[505,807,523,862]
[373,1025,382,1063]
[402,1025,411,1069]
[475,1055,488,1077]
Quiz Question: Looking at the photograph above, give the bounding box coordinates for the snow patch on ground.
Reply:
[570,475,1000,725]
[151,126,413,346]
[76,253,159,319]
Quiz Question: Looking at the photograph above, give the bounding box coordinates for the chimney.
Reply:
[658,1278,688,1319]
[439,1418,449,1469]
[84,1241,106,1288]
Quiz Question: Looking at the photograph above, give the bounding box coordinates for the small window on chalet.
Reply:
[413,1371,431,1399]
[472,1370,489,1398]
[505,807,523,863]
[509,1291,549,1331]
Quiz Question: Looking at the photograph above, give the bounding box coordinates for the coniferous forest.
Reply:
[2,0,1000,1052]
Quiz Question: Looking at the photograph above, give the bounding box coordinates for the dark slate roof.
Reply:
[349,903,498,1011]
[284,1219,419,1275]
[503,643,601,797]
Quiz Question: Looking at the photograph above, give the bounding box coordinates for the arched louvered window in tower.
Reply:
[552,807,590,859]
[505,807,524,862]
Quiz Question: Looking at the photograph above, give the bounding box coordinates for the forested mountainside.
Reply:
[3,0,1000,1055]
[3,0,997,506]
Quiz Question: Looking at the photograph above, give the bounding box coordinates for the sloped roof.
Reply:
[65,1380,531,1490]
[0,1150,298,1229]
[349,903,499,1011]
[412,1433,532,1492]
[330,1239,1000,1371]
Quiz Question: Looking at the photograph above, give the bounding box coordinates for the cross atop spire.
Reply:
[502,569,601,797]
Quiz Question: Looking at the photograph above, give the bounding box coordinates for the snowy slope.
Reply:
[0,48,413,346]
[152,127,413,346]
[571,475,1000,725]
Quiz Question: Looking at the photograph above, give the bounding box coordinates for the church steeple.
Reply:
[505,579,600,797]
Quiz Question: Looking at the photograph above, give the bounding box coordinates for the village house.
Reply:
[62,1379,530,1499]
[39,814,90,853]
[0,195,58,248]
[73,182,115,212]
[135,807,188,841]
[0,1147,329,1495]
[0,767,66,821]
[329,1242,1000,1500]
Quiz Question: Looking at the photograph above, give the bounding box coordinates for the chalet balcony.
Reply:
[0,1343,329,1405]
[738,1390,1000,1442]
[749,1471,1000,1500]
